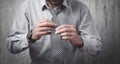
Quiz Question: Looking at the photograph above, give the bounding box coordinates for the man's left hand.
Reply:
[55,25,83,47]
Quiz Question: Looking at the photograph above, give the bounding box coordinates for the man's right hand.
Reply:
[32,19,57,40]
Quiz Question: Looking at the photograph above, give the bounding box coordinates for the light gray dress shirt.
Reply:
[7,0,102,64]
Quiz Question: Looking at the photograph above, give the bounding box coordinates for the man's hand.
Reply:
[32,19,57,40]
[55,25,83,47]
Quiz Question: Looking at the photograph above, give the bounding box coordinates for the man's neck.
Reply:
[46,0,64,10]
[47,3,58,10]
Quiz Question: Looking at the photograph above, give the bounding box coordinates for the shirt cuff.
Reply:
[78,35,102,56]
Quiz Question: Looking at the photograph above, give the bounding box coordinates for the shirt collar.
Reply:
[41,0,71,11]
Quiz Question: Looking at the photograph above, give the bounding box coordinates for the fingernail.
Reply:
[55,28,57,30]
[55,27,58,30]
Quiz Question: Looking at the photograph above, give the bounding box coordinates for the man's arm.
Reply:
[78,5,102,56]
[6,0,57,54]
[6,1,30,54]
[55,3,102,56]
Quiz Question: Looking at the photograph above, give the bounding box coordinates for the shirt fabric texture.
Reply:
[7,0,102,64]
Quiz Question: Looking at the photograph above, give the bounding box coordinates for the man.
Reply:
[7,0,102,64]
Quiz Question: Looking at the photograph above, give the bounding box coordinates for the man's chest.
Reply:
[28,6,81,30]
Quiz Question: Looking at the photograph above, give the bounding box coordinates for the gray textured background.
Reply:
[0,0,120,64]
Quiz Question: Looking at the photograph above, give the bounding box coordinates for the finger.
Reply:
[40,31,51,35]
[60,32,74,36]
[61,36,72,40]
[36,31,51,36]
[35,20,47,27]
[56,25,74,30]
[36,21,57,27]
[37,27,52,31]
[55,28,76,35]
[37,19,51,23]
[41,22,57,27]
[36,19,55,25]
[34,27,51,35]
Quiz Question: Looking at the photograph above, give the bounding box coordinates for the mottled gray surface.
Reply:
[0,0,120,64]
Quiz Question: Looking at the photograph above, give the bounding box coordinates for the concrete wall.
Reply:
[0,0,120,64]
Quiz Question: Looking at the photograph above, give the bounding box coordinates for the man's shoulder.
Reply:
[27,0,41,5]
[70,0,89,12]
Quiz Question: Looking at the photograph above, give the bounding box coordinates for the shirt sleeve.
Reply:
[6,0,30,54]
[78,5,102,56]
